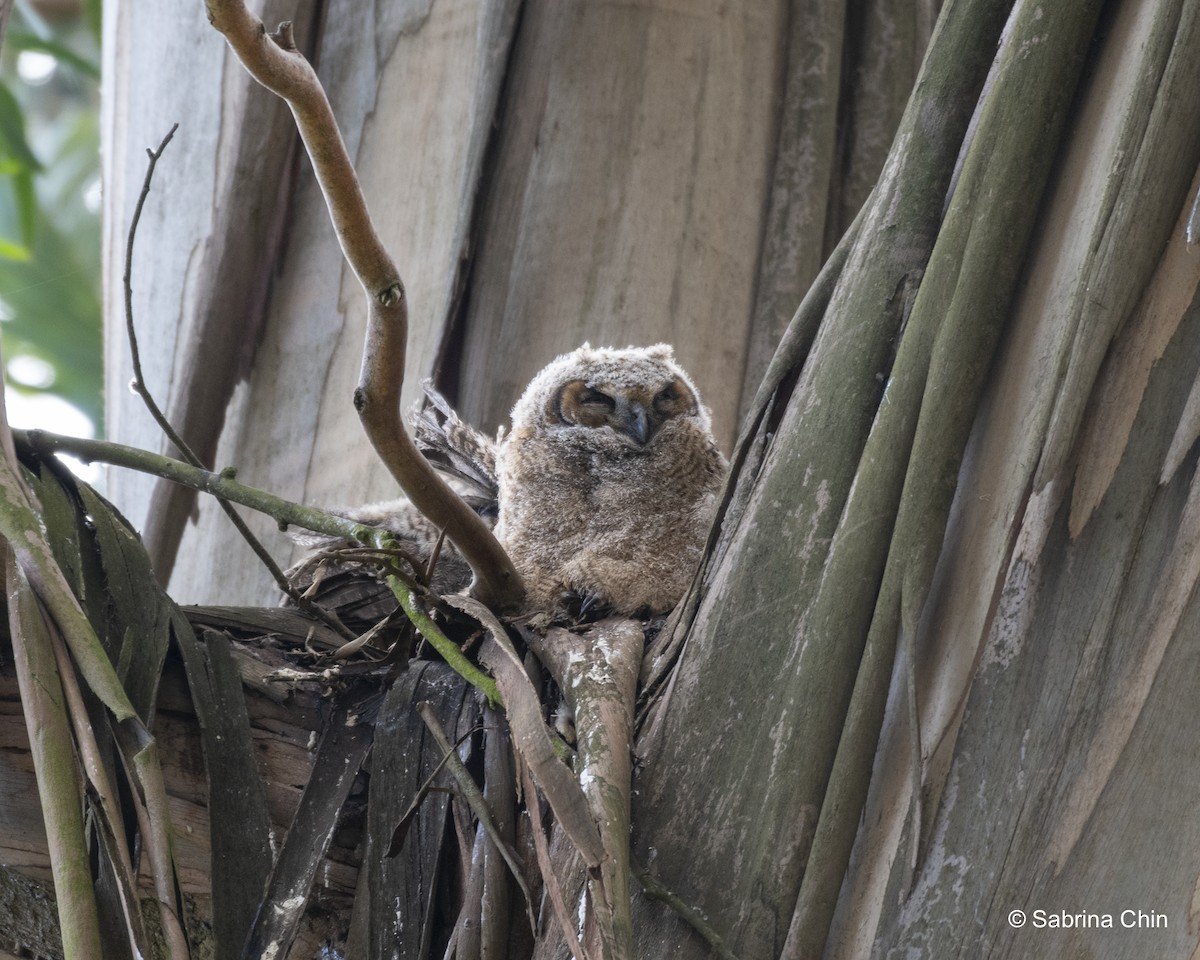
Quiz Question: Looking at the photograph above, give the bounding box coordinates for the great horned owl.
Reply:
[291,344,726,622]
[495,343,727,616]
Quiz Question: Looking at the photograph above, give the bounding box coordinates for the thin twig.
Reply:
[122,123,354,641]
[18,429,371,543]
[386,724,483,857]
[201,2,523,611]
[318,544,426,568]
[417,702,538,938]
[122,125,177,408]
[389,576,500,707]
[18,430,472,697]
[22,438,504,707]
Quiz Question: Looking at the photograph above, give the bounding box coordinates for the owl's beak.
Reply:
[616,399,650,445]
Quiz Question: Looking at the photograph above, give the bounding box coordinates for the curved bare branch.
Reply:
[202,2,523,610]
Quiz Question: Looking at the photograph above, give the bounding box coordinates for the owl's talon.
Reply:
[576,590,613,622]
[555,588,613,624]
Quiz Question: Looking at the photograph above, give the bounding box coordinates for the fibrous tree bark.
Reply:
[630,0,1200,957]
[1,0,1189,959]
[840,2,1200,954]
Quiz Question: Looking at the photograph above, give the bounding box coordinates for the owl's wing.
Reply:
[411,381,499,519]
[284,388,496,622]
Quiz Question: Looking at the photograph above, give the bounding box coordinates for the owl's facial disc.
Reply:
[550,381,614,428]
[549,377,700,448]
[652,377,698,419]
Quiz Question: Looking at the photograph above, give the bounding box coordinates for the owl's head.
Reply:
[510,343,714,451]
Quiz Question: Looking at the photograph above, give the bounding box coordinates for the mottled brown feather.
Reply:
[495,343,727,616]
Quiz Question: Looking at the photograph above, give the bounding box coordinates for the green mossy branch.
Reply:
[20,428,506,706]
[19,428,370,543]
[388,574,501,708]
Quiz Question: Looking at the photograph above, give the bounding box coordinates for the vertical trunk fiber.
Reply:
[833,2,1200,954]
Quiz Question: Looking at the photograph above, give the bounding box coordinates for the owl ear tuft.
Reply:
[568,342,596,365]
[644,343,675,362]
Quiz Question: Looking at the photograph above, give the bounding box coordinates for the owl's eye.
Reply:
[552,381,616,426]
[653,377,696,417]
[579,386,616,409]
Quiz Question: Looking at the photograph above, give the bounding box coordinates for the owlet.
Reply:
[495,343,727,617]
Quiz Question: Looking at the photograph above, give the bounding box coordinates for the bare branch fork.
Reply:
[202,1,523,610]
[125,123,357,641]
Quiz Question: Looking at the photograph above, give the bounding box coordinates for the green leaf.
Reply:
[0,236,31,261]
[84,0,102,45]
[0,80,42,172]
[6,33,102,81]
[0,167,102,426]
[0,218,102,427]
[13,167,35,246]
